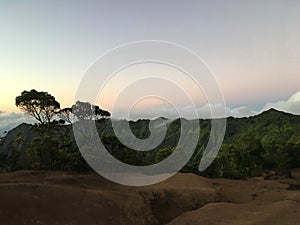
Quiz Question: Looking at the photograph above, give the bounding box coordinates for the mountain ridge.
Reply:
[0,108,299,178]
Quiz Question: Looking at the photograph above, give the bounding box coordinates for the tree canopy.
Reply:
[0,108,299,177]
[15,89,60,124]
[57,107,73,124]
[15,90,111,124]
[72,101,111,121]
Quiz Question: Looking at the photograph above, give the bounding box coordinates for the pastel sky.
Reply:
[0,0,300,133]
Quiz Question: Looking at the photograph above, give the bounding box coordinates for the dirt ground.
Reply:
[0,169,299,225]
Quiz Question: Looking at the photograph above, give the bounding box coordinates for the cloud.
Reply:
[122,91,300,119]
[0,111,36,135]
[112,90,300,120]
[112,103,256,120]
[261,91,300,115]
[1,91,299,135]
[229,106,258,118]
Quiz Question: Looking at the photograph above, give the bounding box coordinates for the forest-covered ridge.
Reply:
[0,108,299,179]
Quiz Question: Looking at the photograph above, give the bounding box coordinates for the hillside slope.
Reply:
[0,170,299,225]
[0,109,299,178]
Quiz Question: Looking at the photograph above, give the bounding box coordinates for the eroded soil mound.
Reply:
[0,170,299,225]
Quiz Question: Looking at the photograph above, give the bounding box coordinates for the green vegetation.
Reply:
[0,90,299,179]
[200,111,300,178]
[0,109,299,178]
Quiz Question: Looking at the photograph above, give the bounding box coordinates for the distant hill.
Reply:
[0,108,299,178]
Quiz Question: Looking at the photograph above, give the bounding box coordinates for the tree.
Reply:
[155,147,174,163]
[94,105,111,119]
[57,107,73,124]
[72,101,93,120]
[72,101,110,121]
[16,89,60,124]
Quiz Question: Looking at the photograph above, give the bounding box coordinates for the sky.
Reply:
[0,0,300,133]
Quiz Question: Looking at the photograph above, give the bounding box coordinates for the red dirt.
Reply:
[0,170,299,225]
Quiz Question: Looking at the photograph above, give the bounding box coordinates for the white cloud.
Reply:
[229,106,258,118]
[113,103,254,120]
[1,91,299,135]
[0,111,36,135]
[112,90,300,120]
[261,91,300,115]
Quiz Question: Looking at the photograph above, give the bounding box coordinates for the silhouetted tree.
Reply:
[15,89,60,124]
[57,107,73,124]
[94,105,111,119]
[72,101,93,120]
[72,101,110,121]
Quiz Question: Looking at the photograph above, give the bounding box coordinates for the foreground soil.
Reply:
[0,170,299,225]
